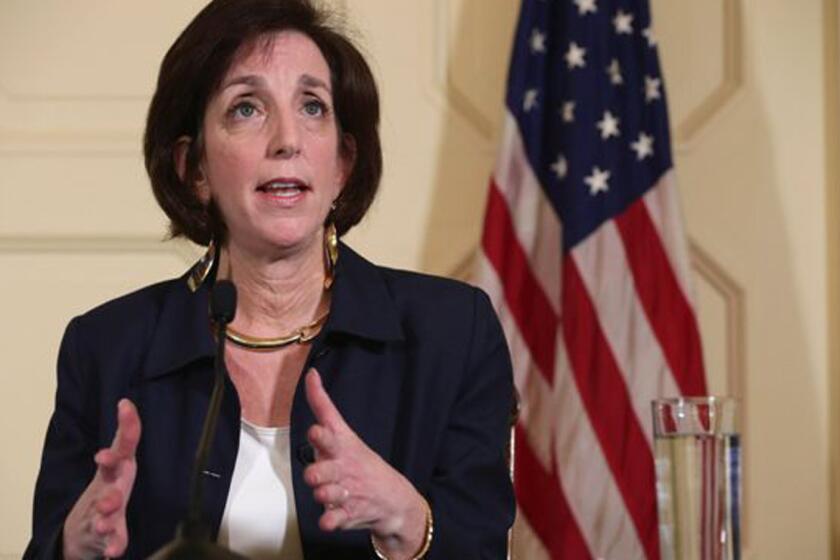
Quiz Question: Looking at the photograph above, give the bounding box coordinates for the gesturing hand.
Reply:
[63,399,141,560]
[303,369,428,558]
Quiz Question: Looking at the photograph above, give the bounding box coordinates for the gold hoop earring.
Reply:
[324,222,338,290]
[187,239,217,292]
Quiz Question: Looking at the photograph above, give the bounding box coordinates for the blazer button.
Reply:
[297,443,316,465]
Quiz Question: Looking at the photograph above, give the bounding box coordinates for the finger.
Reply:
[319,507,350,532]
[103,527,128,559]
[304,460,340,487]
[94,487,124,516]
[94,448,122,483]
[313,483,350,506]
[95,448,119,470]
[307,424,339,457]
[111,399,141,459]
[305,369,346,431]
[93,512,118,537]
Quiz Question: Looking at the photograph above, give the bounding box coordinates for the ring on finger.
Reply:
[327,485,349,509]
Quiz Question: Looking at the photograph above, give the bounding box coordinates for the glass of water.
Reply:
[652,397,741,560]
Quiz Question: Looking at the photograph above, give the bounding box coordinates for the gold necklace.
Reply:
[225,311,329,351]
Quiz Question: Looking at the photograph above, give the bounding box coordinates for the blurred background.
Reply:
[0,0,836,558]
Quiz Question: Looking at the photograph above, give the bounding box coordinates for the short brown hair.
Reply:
[144,0,382,245]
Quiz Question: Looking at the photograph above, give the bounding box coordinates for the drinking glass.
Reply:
[652,397,741,560]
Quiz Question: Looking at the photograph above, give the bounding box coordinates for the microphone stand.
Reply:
[148,281,247,560]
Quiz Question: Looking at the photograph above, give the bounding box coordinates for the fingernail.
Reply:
[306,469,319,485]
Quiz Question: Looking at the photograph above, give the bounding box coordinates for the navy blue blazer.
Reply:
[25,244,515,559]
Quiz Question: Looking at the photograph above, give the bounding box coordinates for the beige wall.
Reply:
[0,1,835,558]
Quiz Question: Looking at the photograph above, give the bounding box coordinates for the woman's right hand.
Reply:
[62,399,141,560]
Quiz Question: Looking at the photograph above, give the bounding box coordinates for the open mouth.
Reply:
[256,178,310,198]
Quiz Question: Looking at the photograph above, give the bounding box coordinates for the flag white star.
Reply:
[550,154,568,179]
[530,28,547,53]
[565,42,587,69]
[645,75,662,102]
[606,59,623,85]
[631,132,654,160]
[596,110,620,139]
[585,166,611,195]
[561,101,576,123]
[643,26,657,47]
[574,0,597,15]
[613,10,634,34]
[523,89,539,112]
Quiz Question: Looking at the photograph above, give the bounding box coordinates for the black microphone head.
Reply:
[211,280,237,325]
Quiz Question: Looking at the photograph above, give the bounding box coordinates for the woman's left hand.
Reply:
[303,368,428,558]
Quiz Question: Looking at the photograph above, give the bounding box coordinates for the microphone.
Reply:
[211,280,237,324]
[148,280,247,559]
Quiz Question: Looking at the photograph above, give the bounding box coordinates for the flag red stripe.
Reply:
[515,424,592,559]
[562,255,660,560]
[614,199,707,396]
[482,180,557,384]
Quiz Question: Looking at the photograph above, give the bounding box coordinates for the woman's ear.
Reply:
[174,135,209,203]
[338,133,357,191]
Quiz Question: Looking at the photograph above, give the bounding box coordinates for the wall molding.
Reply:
[823,0,840,555]
[0,235,197,266]
[428,0,512,144]
[689,240,746,398]
[672,0,744,145]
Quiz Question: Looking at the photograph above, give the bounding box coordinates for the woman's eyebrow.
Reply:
[300,74,331,94]
[221,74,266,90]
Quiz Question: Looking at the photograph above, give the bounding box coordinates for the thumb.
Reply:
[305,368,345,430]
[111,399,141,459]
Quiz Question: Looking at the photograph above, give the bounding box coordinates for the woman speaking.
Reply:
[25,0,515,558]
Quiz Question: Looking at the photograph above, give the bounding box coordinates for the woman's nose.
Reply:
[268,112,300,159]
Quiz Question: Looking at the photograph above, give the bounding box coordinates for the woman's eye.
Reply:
[230,101,257,119]
[303,99,326,117]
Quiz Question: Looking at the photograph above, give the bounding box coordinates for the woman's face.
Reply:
[198,30,350,257]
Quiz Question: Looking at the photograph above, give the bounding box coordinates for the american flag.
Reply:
[475,0,707,558]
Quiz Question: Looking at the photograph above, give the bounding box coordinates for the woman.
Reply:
[25,0,515,558]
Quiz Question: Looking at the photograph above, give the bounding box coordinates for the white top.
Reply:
[217,420,304,560]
